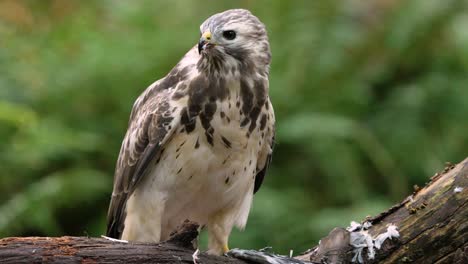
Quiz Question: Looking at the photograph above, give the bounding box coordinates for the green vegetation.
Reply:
[1,0,467,254]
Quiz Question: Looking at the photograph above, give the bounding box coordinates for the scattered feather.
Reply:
[260,246,273,252]
[350,230,374,263]
[346,221,371,232]
[349,222,400,263]
[347,221,362,232]
[374,224,400,249]
[192,248,200,264]
[100,235,128,243]
[227,248,306,264]
[362,221,372,230]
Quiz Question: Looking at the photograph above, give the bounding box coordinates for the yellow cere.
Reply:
[202,31,212,40]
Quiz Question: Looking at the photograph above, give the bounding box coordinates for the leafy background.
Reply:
[1,0,467,254]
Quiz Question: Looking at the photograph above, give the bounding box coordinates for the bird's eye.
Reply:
[222,30,236,40]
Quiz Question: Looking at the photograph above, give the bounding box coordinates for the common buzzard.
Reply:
[106,9,275,255]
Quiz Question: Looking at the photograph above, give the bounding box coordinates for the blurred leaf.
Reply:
[0,168,111,237]
[0,0,466,252]
[0,101,38,128]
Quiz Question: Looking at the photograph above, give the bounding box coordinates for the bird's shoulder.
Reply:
[106,55,197,238]
[114,58,199,186]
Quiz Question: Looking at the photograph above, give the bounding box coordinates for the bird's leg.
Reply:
[207,223,230,255]
[207,213,232,255]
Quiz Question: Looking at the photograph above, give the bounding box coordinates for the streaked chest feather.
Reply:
[160,81,269,184]
[142,79,271,217]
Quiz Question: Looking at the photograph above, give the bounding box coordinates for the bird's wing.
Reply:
[106,78,184,239]
[254,100,275,194]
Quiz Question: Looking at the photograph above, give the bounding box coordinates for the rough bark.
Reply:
[296,157,468,264]
[0,158,466,264]
[0,222,249,264]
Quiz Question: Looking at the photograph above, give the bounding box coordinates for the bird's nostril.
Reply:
[202,32,212,41]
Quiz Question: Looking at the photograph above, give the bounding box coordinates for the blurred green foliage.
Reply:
[1,0,467,254]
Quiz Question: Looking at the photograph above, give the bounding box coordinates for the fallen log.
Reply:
[296,158,467,263]
[0,158,466,263]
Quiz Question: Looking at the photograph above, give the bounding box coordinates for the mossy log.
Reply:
[0,158,466,264]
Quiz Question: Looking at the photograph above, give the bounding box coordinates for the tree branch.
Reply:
[0,158,466,263]
[296,158,467,263]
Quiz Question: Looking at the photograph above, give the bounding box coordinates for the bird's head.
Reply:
[197,9,271,76]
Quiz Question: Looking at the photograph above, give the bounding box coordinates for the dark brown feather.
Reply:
[254,130,275,194]
[106,78,181,239]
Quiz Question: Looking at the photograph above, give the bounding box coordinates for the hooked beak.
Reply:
[198,31,213,54]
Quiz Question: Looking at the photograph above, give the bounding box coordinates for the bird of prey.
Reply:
[106,9,275,255]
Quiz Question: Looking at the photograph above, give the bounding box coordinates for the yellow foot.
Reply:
[223,244,230,254]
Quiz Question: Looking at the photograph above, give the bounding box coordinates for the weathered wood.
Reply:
[0,236,249,264]
[0,158,466,264]
[297,158,468,264]
[0,219,251,264]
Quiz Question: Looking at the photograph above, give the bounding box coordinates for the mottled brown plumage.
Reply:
[106,9,275,255]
